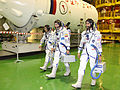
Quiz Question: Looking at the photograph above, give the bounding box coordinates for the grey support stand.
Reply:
[15,33,24,63]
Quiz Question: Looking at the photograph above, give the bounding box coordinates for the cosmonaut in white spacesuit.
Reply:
[39,25,55,71]
[72,19,102,88]
[46,20,71,78]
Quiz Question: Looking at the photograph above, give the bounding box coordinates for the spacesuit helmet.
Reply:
[43,25,50,33]
[85,19,94,30]
[54,19,62,29]
[66,22,70,27]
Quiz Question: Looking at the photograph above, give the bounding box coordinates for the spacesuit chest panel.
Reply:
[45,33,50,43]
[60,31,66,50]
[56,31,60,42]
[55,28,68,54]
[84,32,94,43]
[84,31,96,51]
[45,32,53,50]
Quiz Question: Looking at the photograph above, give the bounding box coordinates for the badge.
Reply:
[59,1,68,15]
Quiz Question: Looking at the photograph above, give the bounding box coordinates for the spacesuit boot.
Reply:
[46,66,57,78]
[91,73,96,86]
[40,62,48,71]
[72,74,83,89]
[48,61,53,69]
[64,67,71,76]
[91,79,96,86]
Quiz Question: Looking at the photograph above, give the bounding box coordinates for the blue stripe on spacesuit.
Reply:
[45,44,47,49]
[84,70,85,74]
[89,55,96,60]
[86,48,89,56]
[78,47,83,51]
[45,44,51,51]
[48,41,52,44]
[60,42,67,50]
[57,44,62,56]
[56,63,58,68]
[56,43,67,55]
[86,57,89,62]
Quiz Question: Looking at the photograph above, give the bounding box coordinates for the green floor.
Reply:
[0,43,120,90]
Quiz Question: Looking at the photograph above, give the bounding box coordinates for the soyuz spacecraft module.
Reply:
[0,0,98,32]
[0,0,98,53]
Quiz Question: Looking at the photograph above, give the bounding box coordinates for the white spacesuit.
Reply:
[72,28,102,88]
[40,30,55,71]
[46,26,71,78]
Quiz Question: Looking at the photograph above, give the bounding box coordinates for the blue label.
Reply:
[61,37,64,40]
[92,40,95,43]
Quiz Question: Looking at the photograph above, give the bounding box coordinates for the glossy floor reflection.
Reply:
[0,43,120,90]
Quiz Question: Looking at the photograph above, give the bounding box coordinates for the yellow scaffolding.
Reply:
[98,23,120,33]
[98,11,120,20]
[96,0,118,8]
[102,34,120,41]
[95,0,120,41]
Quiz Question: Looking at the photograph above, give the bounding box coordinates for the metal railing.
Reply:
[98,11,120,19]
[96,0,116,6]
[98,23,120,33]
